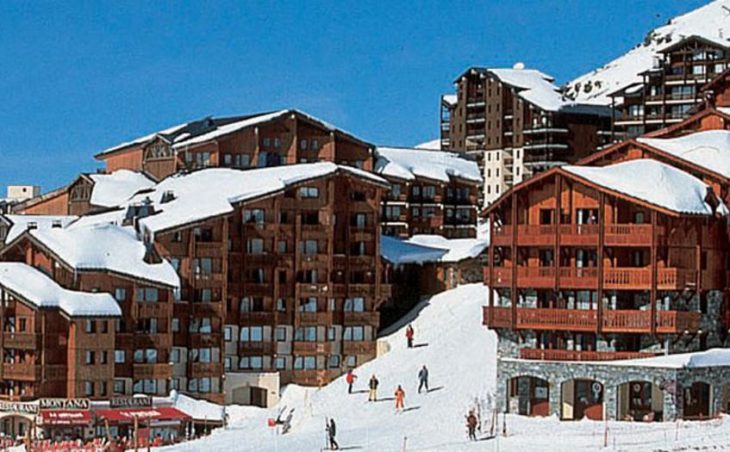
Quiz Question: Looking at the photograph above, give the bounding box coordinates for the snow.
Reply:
[491,68,569,112]
[719,107,730,116]
[172,111,289,149]
[380,235,448,265]
[164,283,730,451]
[2,214,78,244]
[407,235,488,263]
[415,139,441,150]
[603,348,730,369]
[88,170,155,207]
[0,262,121,317]
[164,284,497,452]
[28,223,179,288]
[441,94,458,106]
[566,0,730,104]
[98,122,189,156]
[563,159,728,216]
[122,163,387,235]
[375,147,482,184]
[168,390,226,422]
[638,130,730,178]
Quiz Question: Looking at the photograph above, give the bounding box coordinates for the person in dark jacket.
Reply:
[418,365,429,393]
[466,410,478,441]
[368,374,379,401]
[405,324,414,348]
[326,418,339,450]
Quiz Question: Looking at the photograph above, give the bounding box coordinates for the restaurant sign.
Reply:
[0,401,38,415]
[39,398,90,411]
[110,396,153,409]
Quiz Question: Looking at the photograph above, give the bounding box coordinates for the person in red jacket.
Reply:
[394,385,406,413]
[345,369,357,394]
[405,324,414,348]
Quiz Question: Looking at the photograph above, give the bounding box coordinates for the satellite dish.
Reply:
[513,62,525,70]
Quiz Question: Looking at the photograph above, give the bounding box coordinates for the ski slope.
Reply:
[165,284,730,451]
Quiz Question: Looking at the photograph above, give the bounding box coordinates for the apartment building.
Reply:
[375,147,481,238]
[610,36,730,138]
[445,65,612,206]
[0,222,180,402]
[94,109,374,180]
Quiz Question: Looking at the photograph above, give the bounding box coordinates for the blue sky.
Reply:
[0,0,707,191]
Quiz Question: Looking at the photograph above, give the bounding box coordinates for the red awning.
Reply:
[95,407,191,423]
[40,410,92,426]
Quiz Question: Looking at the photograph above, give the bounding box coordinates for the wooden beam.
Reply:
[597,192,605,335]
[650,210,658,336]
[555,174,561,292]
[511,192,518,328]
[488,212,495,326]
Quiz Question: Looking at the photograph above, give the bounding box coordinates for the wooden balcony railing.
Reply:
[490,266,695,291]
[490,223,663,247]
[519,348,657,362]
[483,306,700,334]
[2,333,37,349]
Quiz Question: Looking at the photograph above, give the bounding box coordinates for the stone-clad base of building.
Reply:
[496,357,730,421]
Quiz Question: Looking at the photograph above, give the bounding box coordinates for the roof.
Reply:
[96,109,374,158]
[0,262,121,317]
[415,139,441,150]
[2,214,78,244]
[119,163,388,235]
[563,159,727,216]
[374,147,481,184]
[566,0,730,105]
[457,67,612,115]
[23,223,180,288]
[88,170,155,207]
[380,234,488,266]
[441,94,458,107]
[637,130,730,179]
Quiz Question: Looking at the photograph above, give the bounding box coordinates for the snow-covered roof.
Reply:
[415,139,441,151]
[171,110,289,149]
[169,390,225,422]
[638,130,730,179]
[89,170,155,208]
[380,234,488,265]
[614,348,730,369]
[0,262,121,317]
[26,223,179,288]
[98,122,189,156]
[375,147,481,184]
[441,94,458,106]
[566,0,730,105]
[120,163,387,235]
[719,107,730,116]
[563,159,728,216]
[2,214,78,244]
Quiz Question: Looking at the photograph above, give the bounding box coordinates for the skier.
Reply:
[326,418,339,450]
[466,410,478,441]
[418,365,429,393]
[406,324,414,348]
[394,385,406,413]
[368,374,379,402]
[345,369,357,394]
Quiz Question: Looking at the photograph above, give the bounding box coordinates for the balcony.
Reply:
[298,311,334,325]
[136,302,173,318]
[188,362,224,378]
[519,348,657,362]
[482,306,700,334]
[342,312,380,326]
[133,363,173,379]
[239,341,277,355]
[193,241,226,258]
[292,341,331,355]
[135,333,173,349]
[1,362,37,381]
[491,223,661,247]
[2,332,37,349]
[342,341,376,356]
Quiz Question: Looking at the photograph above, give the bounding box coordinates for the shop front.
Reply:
[38,409,93,442]
[94,407,190,445]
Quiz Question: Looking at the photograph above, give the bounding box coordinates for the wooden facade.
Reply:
[483,167,727,360]
[611,36,730,138]
[95,111,374,181]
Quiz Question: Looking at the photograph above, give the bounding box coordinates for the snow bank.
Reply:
[375,147,482,184]
[381,234,488,266]
[566,0,730,104]
[563,159,728,215]
[0,262,121,317]
[29,223,180,288]
[169,390,226,422]
[89,170,155,207]
[2,214,77,244]
[638,130,730,178]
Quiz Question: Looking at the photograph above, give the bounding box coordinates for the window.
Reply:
[422,186,436,200]
[224,326,233,342]
[85,320,96,334]
[344,297,365,312]
[171,318,180,333]
[113,379,125,395]
[343,326,365,341]
[294,326,317,341]
[300,240,318,256]
[328,355,341,369]
[86,351,95,364]
[275,357,286,370]
[84,381,94,397]
[136,288,159,303]
[300,139,308,150]
[114,350,125,364]
[243,208,265,225]
[114,288,126,302]
[170,348,181,363]
[276,298,287,312]
[299,298,318,313]
[247,238,265,254]
[345,355,357,367]
[100,351,108,364]
[275,327,286,342]
[299,187,319,198]
[294,356,316,370]
[234,154,251,168]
